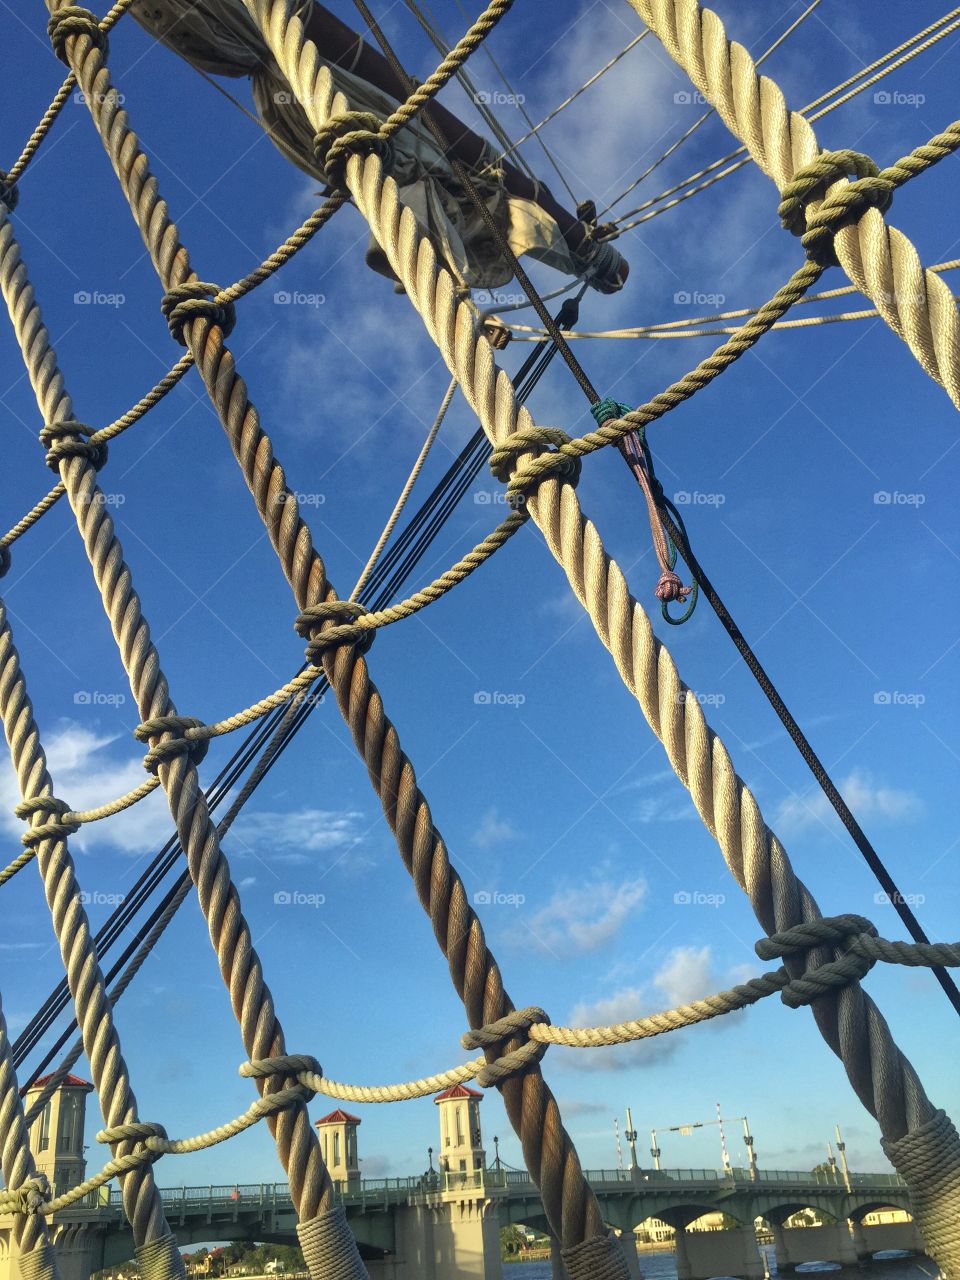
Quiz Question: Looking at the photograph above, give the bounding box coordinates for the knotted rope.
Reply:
[39,421,107,472]
[461,1007,550,1087]
[0,1176,51,1216]
[47,5,108,64]
[488,425,581,507]
[15,796,80,846]
[134,716,210,774]
[160,282,236,346]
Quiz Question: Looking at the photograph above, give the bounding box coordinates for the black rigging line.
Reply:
[350,0,960,1019]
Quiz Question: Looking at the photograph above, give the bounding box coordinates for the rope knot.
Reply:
[135,715,209,774]
[8,1175,51,1215]
[160,282,236,346]
[39,421,107,472]
[590,398,632,429]
[15,795,80,847]
[98,1120,169,1148]
[778,150,894,266]
[240,1055,322,1103]
[461,1006,550,1088]
[48,6,108,64]
[313,112,392,187]
[0,170,18,213]
[489,426,580,508]
[655,570,692,604]
[756,914,879,1007]
[294,599,374,661]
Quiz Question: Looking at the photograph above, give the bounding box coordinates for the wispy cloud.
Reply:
[774,767,923,836]
[527,875,647,952]
[472,807,518,848]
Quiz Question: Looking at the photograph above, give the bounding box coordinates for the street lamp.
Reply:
[493,1136,501,1171]
[427,1146,434,1173]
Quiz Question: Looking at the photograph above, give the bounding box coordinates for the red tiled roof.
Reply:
[315,1108,361,1126]
[434,1084,483,1102]
[28,1074,93,1091]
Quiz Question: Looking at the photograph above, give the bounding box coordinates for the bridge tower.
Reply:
[314,1109,361,1189]
[434,1084,485,1184]
[24,1074,93,1196]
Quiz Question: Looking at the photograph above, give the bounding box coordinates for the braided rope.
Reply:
[0,235,183,1272]
[0,1002,58,1272]
[621,0,960,409]
[7,4,342,1252]
[233,18,960,1268]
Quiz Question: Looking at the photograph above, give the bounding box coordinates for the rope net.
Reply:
[1,2,959,1278]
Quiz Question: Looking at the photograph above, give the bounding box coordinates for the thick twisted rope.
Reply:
[54,0,611,1257]
[0,1002,59,1280]
[233,22,960,1273]
[9,8,345,1259]
[0,253,183,1277]
[621,0,960,410]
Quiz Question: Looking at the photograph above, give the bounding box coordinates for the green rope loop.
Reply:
[313,112,393,186]
[135,715,210,774]
[590,397,633,428]
[39,421,108,472]
[778,150,894,266]
[47,6,108,65]
[15,795,80,846]
[160,282,236,346]
[489,425,581,507]
[295,599,375,660]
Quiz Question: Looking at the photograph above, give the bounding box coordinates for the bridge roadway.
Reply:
[53,1165,912,1269]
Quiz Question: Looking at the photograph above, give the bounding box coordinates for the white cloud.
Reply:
[472,807,517,848]
[0,722,372,873]
[0,721,170,856]
[774,768,923,836]
[228,808,373,870]
[528,875,647,952]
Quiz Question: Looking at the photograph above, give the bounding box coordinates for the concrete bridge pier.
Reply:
[679,1228,764,1280]
[773,1223,858,1270]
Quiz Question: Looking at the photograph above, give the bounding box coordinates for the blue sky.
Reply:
[0,0,958,1194]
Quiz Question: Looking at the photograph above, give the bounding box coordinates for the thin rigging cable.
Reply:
[606,6,960,231]
[596,0,823,218]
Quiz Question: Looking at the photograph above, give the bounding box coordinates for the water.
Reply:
[503,1246,938,1280]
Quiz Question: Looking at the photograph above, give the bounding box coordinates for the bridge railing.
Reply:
[50,1167,909,1220]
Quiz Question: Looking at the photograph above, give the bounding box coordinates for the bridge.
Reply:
[35,1165,918,1280]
